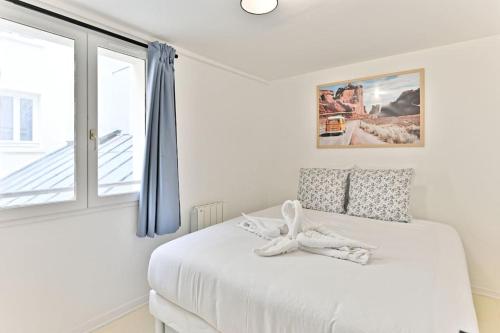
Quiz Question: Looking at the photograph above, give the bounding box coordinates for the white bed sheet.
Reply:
[148,206,478,333]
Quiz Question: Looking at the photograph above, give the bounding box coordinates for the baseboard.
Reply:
[472,286,500,300]
[70,294,149,333]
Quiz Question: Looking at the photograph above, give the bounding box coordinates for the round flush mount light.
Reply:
[241,0,278,15]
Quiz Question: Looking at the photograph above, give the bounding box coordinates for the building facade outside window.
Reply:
[0,91,38,144]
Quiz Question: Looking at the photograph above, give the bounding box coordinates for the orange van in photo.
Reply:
[325,115,346,135]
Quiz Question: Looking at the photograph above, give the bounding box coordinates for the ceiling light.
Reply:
[241,0,278,15]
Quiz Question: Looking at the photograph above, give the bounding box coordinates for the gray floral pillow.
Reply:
[297,168,350,214]
[347,168,414,222]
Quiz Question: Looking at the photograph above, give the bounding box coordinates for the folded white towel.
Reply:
[240,200,376,265]
[297,226,376,250]
[300,246,372,265]
[254,237,299,257]
[281,200,304,239]
[239,213,288,240]
[297,225,375,264]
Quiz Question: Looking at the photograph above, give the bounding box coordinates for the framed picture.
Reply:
[317,68,425,148]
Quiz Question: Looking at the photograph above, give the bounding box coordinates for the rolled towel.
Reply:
[297,226,376,250]
[254,237,299,257]
[297,224,376,265]
[281,200,304,239]
[239,214,288,240]
[300,246,372,265]
[239,199,303,240]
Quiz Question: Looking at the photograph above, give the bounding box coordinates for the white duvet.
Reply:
[148,206,478,333]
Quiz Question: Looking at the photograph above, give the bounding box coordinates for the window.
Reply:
[20,97,34,141]
[0,92,38,143]
[97,48,146,197]
[87,35,147,207]
[0,17,76,210]
[0,5,147,220]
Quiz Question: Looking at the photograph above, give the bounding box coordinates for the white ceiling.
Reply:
[57,0,500,80]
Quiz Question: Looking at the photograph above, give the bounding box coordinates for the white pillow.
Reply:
[347,168,414,222]
[297,168,350,214]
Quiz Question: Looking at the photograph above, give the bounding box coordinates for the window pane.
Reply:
[0,18,75,208]
[97,48,145,196]
[20,98,33,141]
[0,96,14,140]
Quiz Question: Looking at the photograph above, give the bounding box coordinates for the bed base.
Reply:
[154,318,177,333]
[155,318,165,333]
[149,289,218,333]
[155,318,164,333]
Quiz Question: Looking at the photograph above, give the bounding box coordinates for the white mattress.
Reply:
[148,206,478,333]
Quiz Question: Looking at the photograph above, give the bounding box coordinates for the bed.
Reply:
[148,205,478,333]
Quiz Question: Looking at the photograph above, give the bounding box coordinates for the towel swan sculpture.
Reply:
[239,200,376,264]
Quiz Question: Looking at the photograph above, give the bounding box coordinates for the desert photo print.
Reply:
[317,69,424,148]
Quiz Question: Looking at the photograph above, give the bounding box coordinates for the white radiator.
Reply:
[191,201,224,232]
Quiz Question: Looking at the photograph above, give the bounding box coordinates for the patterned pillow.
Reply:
[297,168,350,214]
[346,168,414,222]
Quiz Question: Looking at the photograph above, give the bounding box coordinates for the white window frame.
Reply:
[0,3,149,222]
[87,34,147,208]
[0,90,40,146]
[0,4,88,222]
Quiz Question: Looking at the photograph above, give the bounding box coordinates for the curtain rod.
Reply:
[4,0,178,58]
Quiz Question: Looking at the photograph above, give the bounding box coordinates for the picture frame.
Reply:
[316,68,425,148]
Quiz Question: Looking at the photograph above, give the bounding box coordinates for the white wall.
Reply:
[0,54,271,332]
[265,35,500,297]
[175,55,271,220]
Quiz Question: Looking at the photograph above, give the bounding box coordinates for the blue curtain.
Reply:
[137,42,180,237]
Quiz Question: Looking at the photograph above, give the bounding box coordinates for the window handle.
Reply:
[89,129,97,151]
[89,129,97,141]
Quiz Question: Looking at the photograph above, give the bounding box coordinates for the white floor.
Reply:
[93,294,500,333]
